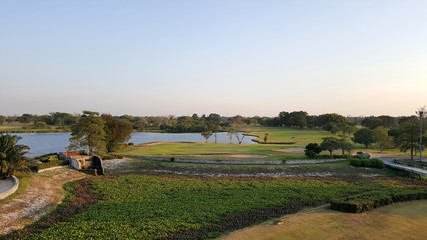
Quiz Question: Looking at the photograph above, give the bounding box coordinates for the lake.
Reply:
[13,132,257,157]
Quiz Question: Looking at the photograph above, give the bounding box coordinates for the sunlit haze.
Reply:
[1,0,426,117]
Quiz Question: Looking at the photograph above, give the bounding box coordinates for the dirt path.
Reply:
[0,167,86,235]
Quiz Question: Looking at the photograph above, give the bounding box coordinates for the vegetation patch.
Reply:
[330,178,427,213]
[350,158,385,169]
[5,175,427,239]
[28,153,70,172]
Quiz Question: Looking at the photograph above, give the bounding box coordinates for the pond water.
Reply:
[13,132,256,157]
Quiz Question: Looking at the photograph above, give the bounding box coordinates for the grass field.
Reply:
[118,126,424,161]
[5,175,426,240]
[221,200,427,240]
[120,142,309,161]
[246,127,332,146]
[117,127,341,161]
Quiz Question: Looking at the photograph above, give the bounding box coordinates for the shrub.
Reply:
[79,150,88,155]
[350,158,384,169]
[353,152,370,159]
[370,158,385,169]
[360,159,371,167]
[331,189,427,213]
[29,159,70,172]
[304,143,322,158]
[304,150,317,159]
[37,153,59,163]
[350,159,361,167]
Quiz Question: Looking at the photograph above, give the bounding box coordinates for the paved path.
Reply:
[380,157,427,176]
[0,178,15,195]
[0,167,85,235]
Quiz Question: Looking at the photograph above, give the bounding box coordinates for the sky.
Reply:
[1,0,426,117]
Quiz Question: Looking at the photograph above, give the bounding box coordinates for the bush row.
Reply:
[29,159,70,172]
[330,190,427,213]
[350,158,385,168]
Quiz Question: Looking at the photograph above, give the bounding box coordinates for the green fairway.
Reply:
[246,127,333,146]
[8,175,426,240]
[118,127,339,161]
[119,142,308,161]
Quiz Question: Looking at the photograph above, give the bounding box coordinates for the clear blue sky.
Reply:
[1,0,426,117]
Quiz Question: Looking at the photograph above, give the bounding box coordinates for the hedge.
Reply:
[330,189,427,213]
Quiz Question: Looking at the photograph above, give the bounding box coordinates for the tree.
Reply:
[16,114,35,124]
[361,116,383,129]
[201,131,212,143]
[279,111,308,128]
[320,137,339,156]
[68,111,106,154]
[102,114,133,152]
[51,112,77,127]
[337,138,353,157]
[226,127,235,144]
[342,124,357,137]
[34,121,48,129]
[264,133,269,143]
[373,127,394,152]
[353,128,375,148]
[304,143,322,158]
[378,115,398,128]
[329,124,340,135]
[207,113,221,143]
[233,125,247,144]
[0,115,5,125]
[315,113,348,132]
[0,134,31,178]
[394,119,423,160]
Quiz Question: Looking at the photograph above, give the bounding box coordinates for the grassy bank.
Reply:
[221,200,427,240]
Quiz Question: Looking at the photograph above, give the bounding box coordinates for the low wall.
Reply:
[0,176,19,200]
[70,158,82,170]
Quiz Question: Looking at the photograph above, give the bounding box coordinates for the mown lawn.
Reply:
[246,126,332,146]
[7,175,427,240]
[221,200,427,240]
[119,142,308,161]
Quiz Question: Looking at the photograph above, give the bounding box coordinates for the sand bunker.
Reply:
[175,154,268,159]
[274,147,304,153]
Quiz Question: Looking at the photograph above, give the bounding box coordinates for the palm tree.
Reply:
[0,134,31,178]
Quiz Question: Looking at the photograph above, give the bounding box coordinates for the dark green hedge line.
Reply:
[350,158,385,168]
[330,189,427,213]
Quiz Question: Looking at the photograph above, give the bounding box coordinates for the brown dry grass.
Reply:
[220,200,427,240]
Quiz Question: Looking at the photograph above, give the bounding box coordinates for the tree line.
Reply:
[304,115,426,160]
[0,111,422,138]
